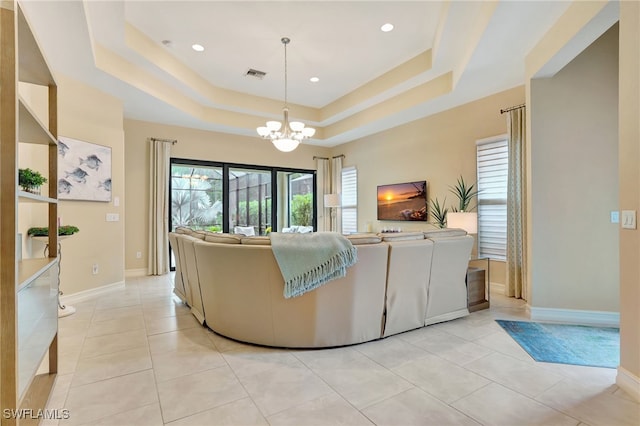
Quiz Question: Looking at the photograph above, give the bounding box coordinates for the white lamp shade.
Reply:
[272,138,299,152]
[289,121,305,132]
[324,193,341,207]
[256,126,270,137]
[266,121,282,131]
[447,212,477,234]
[301,127,316,137]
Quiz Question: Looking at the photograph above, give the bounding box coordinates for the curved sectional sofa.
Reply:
[169,228,473,348]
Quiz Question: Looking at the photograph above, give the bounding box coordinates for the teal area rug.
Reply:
[496,320,619,369]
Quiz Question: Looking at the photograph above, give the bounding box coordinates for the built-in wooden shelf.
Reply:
[18,98,56,145]
[16,5,55,86]
[18,373,56,423]
[17,191,57,203]
[17,258,57,292]
[2,2,59,422]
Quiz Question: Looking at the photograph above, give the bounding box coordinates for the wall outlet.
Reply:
[92,263,99,275]
[136,251,142,259]
[106,213,119,222]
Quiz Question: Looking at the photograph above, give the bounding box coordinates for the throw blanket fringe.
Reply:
[270,232,357,298]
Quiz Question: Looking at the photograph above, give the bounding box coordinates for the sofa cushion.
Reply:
[204,233,242,244]
[191,230,207,240]
[241,236,271,245]
[174,226,193,235]
[346,233,382,245]
[380,231,425,242]
[423,228,467,238]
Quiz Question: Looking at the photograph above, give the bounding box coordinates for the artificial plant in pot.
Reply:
[18,168,47,195]
[27,225,79,237]
[429,197,449,228]
[449,175,479,212]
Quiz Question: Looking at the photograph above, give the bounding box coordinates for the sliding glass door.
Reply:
[169,158,316,270]
[170,164,223,232]
[276,171,315,231]
[228,167,272,236]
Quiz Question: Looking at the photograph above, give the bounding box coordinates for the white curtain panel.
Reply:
[506,108,526,299]
[277,172,289,232]
[148,139,171,275]
[316,158,330,231]
[331,156,343,233]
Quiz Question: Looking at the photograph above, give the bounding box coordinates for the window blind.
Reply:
[341,167,358,234]
[476,138,508,259]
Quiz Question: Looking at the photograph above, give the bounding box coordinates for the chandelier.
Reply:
[256,37,315,152]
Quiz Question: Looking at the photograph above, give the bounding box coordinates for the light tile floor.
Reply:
[43,274,639,426]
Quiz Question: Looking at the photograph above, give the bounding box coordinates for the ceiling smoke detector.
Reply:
[245,68,267,79]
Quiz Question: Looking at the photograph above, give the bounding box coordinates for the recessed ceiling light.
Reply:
[191,44,205,52]
[310,77,319,83]
[381,23,394,32]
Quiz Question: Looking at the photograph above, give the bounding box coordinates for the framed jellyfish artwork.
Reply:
[57,136,112,202]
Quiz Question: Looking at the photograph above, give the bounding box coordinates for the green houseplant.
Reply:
[27,225,79,237]
[449,175,479,212]
[18,168,47,194]
[429,197,449,228]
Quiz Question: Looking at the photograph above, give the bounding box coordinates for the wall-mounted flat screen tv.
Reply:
[377,180,427,221]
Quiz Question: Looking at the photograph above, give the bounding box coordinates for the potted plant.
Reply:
[429,197,448,228]
[27,225,79,237]
[18,168,47,195]
[449,175,479,212]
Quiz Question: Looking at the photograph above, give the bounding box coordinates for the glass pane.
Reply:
[171,164,223,231]
[229,168,272,236]
[276,171,314,231]
[170,164,223,268]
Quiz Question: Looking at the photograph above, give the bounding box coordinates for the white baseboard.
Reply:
[60,281,125,305]
[616,367,640,402]
[529,307,619,327]
[125,268,148,278]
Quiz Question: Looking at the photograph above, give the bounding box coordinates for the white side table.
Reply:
[31,235,76,317]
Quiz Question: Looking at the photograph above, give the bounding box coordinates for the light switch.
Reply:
[106,213,120,222]
[610,211,619,223]
[621,210,637,230]
[113,196,120,207]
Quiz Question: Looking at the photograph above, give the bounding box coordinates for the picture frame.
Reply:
[57,136,112,202]
[377,180,427,221]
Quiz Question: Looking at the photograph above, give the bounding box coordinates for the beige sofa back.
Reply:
[168,233,187,303]
[177,235,206,324]
[194,241,389,348]
[383,238,434,337]
[425,235,474,325]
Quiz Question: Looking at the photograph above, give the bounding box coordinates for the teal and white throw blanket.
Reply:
[270,232,357,299]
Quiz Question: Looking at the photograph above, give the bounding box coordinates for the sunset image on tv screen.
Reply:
[377,181,427,221]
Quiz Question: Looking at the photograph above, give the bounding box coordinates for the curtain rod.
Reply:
[151,137,177,145]
[500,104,525,114]
[313,154,345,160]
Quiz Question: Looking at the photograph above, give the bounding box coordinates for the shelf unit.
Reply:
[1,1,59,424]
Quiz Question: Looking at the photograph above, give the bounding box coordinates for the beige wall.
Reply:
[56,75,125,295]
[618,0,640,386]
[17,76,125,295]
[123,119,330,272]
[529,26,619,312]
[333,86,523,236]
